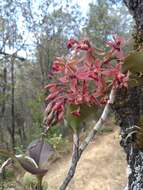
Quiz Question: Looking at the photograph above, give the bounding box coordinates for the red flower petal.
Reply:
[44,83,57,89]
[45,91,59,101]
[57,110,64,121]
[52,101,64,112]
[67,38,77,49]
[75,71,90,80]
[71,79,77,93]
[71,107,80,117]
[59,76,68,83]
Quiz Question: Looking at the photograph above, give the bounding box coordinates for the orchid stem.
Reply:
[59,88,116,190]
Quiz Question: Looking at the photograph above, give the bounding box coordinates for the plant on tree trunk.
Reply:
[43,36,131,189]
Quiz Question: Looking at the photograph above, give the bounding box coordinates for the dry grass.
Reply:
[44,127,127,190]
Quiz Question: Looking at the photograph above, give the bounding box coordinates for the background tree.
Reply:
[0,0,83,150]
[85,0,133,48]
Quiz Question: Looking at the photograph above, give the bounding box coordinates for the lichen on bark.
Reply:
[124,0,143,49]
[113,85,143,189]
[113,1,143,189]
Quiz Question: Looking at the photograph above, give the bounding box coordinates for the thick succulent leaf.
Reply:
[0,149,48,176]
[66,104,97,132]
[16,155,38,168]
[26,139,54,168]
[123,52,143,73]
[16,155,48,176]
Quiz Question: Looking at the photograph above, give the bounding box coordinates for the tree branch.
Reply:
[59,88,116,190]
[60,132,79,190]
[0,51,26,61]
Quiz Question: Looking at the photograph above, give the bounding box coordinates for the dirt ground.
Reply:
[44,128,127,190]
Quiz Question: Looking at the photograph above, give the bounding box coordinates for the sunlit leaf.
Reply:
[123,51,143,73]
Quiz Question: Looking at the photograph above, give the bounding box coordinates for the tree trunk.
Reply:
[113,87,143,189]
[0,67,7,142]
[113,1,143,189]
[11,58,15,150]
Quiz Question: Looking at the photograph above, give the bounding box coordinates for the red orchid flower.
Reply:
[106,35,125,59]
[44,35,127,130]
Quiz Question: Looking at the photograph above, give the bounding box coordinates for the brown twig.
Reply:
[60,132,79,190]
[0,51,26,61]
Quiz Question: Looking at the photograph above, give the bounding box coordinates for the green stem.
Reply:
[37,176,43,190]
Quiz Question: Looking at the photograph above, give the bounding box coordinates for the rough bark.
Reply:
[0,67,7,142]
[123,0,143,48]
[124,0,143,31]
[113,86,143,189]
[11,58,15,150]
[111,1,143,189]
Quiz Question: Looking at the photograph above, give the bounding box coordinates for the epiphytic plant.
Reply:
[43,35,129,190]
[44,36,128,130]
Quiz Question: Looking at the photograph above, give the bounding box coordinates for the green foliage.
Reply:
[23,172,37,188]
[0,93,8,104]
[27,92,44,127]
[23,172,48,190]
[85,0,133,49]
[15,145,24,155]
[27,92,44,142]
[4,168,14,178]
[42,181,48,190]
[48,133,68,150]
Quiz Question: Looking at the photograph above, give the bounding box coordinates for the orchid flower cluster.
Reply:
[44,36,129,130]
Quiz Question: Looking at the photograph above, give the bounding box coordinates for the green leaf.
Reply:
[123,51,143,73]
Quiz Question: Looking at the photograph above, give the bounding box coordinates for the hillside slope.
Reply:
[44,129,127,190]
